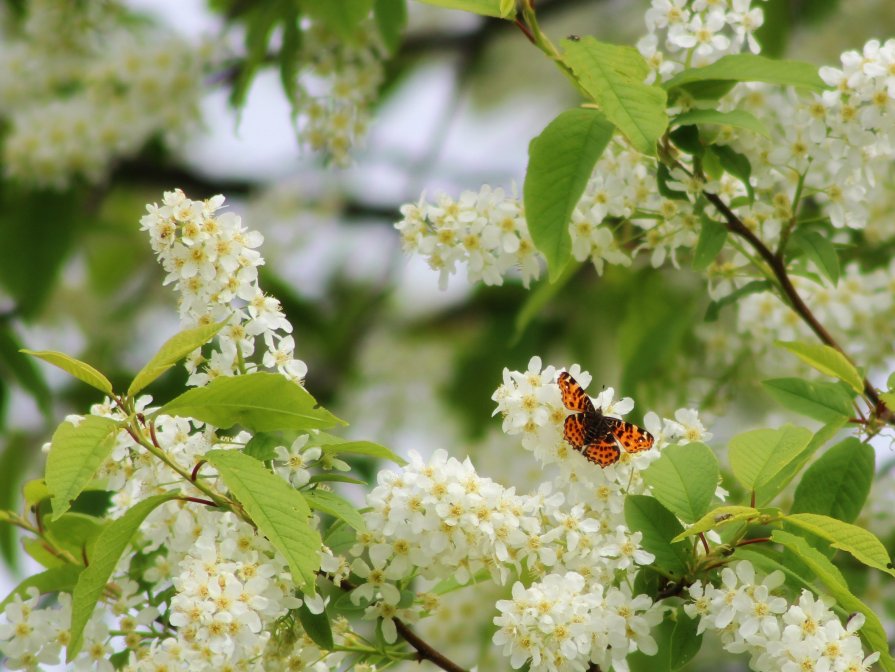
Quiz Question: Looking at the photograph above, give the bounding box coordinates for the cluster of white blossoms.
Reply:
[0,1,210,188]
[140,189,308,386]
[686,561,878,672]
[395,186,541,288]
[638,0,764,80]
[493,572,663,672]
[295,22,385,167]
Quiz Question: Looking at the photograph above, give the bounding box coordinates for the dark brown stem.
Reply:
[737,537,772,547]
[703,191,891,424]
[514,17,536,43]
[180,496,218,507]
[698,532,710,555]
[335,577,467,672]
[191,460,206,482]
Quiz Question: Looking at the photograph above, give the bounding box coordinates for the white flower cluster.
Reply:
[686,561,878,672]
[493,572,662,672]
[395,186,541,288]
[0,1,210,188]
[639,0,764,81]
[140,189,308,386]
[296,22,385,167]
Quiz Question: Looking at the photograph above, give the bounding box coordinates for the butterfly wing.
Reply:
[582,438,621,467]
[558,371,595,413]
[563,413,588,449]
[605,417,655,453]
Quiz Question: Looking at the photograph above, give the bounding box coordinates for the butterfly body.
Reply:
[558,371,655,467]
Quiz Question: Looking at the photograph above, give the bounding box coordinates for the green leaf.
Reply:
[709,144,754,201]
[672,108,770,138]
[373,0,407,52]
[0,565,82,610]
[302,489,366,532]
[157,372,345,433]
[0,328,51,419]
[44,513,107,562]
[671,505,759,542]
[775,341,863,393]
[784,513,895,576]
[791,438,874,523]
[562,37,668,155]
[230,3,281,110]
[791,229,840,285]
[320,440,406,466]
[47,416,120,520]
[704,280,771,322]
[762,378,855,423]
[664,54,826,92]
[308,473,366,486]
[303,0,374,38]
[669,611,702,670]
[624,495,690,578]
[68,492,179,661]
[23,478,50,507]
[882,391,895,412]
[692,214,728,270]
[128,321,227,396]
[414,0,504,17]
[772,530,895,672]
[657,163,688,200]
[205,450,321,589]
[279,7,302,108]
[243,432,284,461]
[22,350,113,396]
[524,108,614,280]
[297,602,334,650]
[0,435,32,567]
[642,443,719,524]
[754,418,845,507]
[513,261,580,343]
[728,424,813,492]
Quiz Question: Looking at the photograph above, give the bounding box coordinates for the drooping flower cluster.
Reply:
[294,21,385,167]
[493,572,663,672]
[395,185,541,288]
[140,189,308,386]
[0,1,210,188]
[686,561,878,672]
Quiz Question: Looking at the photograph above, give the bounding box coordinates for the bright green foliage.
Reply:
[728,424,812,492]
[128,321,227,396]
[303,0,374,38]
[671,505,759,542]
[46,415,120,520]
[791,230,840,285]
[692,215,728,270]
[641,442,719,524]
[671,109,770,137]
[775,341,864,393]
[319,439,406,466]
[414,0,506,17]
[561,37,668,155]
[772,530,895,672]
[302,488,367,532]
[0,565,82,610]
[784,513,895,576]
[68,492,180,661]
[297,602,335,650]
[791,438,873,523]
[762,378,855,423]
[157,372,345,433]
[753,419,845,507]
[625,495,690,578]
[664,54,826,93]
[205,450,322,590]
[44,513,106,562]
[22,349,113,395]
[373,0,407,52]
[524,108,615,280]
[668,611,703,670]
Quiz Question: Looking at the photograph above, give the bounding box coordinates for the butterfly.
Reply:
[557,371,655,467]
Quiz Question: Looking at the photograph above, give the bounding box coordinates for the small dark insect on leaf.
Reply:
[567,34,581,41]
[714,513,733,522]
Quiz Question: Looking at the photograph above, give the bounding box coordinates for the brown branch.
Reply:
[703,191,891,424]
[334,577,468,672]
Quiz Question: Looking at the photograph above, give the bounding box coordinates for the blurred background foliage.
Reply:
[2,0,895,668]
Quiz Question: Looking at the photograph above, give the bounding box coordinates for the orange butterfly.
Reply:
[558,371,655,467]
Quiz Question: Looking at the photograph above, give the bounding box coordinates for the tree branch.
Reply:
[703,191,891,423]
